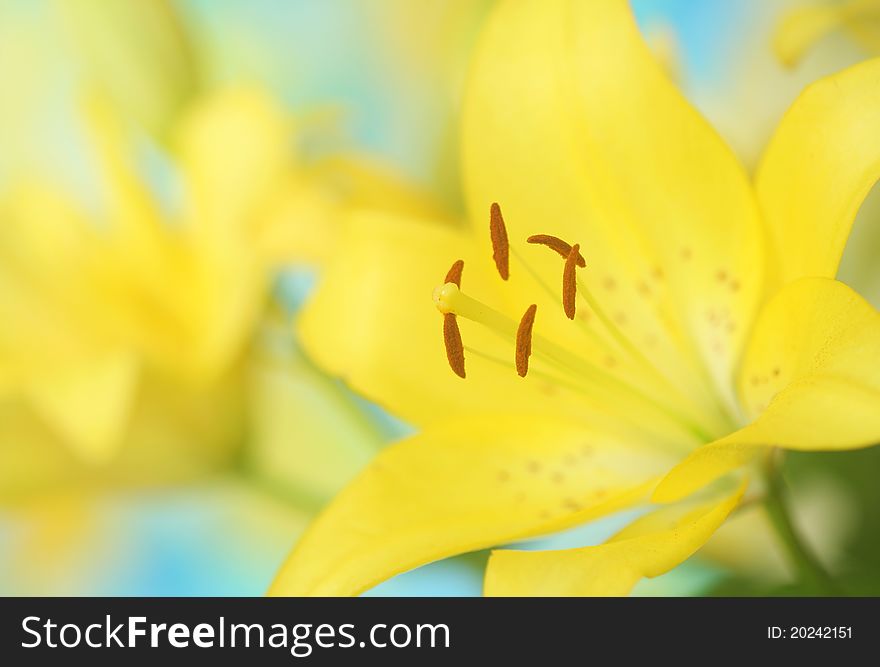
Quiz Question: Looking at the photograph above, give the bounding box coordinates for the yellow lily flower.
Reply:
[271,0,880,596]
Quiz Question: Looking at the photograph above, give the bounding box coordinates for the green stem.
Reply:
[763,456,844,596]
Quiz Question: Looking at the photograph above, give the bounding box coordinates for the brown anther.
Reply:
[445,259,464,287]
[489,202,510,280]
[562,243,580,320]
[527,234,586,267]
[515,304,538,377]
[443,313,466,378]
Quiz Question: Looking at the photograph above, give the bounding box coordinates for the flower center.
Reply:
[433,202,739,446]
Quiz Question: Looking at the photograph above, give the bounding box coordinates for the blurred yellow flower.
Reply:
[2,0,463,517]
[271,0,880,596]
[775,0,880,67]
[0,82,441,488]
[1,88,290,464]
[0,0,454,595]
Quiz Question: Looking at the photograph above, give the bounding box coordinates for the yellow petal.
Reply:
[83,95,166,248]
[0,187,94,383]
[269,415,674,596]
[461,0,763,412]
[255,154,451,267]
[485,481,745,596]
[175,87,291,241]
[654,278,880,502]
[311,155,452,222]
[0,399,81,501]
[82,92,272,383]
[246,325,382,502]
[60,0,198,139]
[165,89,295,378]
[773,3,851,68]
[774,0,880,67]
[0,365,245,503]
[734,276,880,445]
[847,4,880,54]
[756,57,880,289]
[24,353,139,464]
